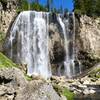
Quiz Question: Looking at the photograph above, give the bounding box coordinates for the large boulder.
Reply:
[0,68,61,100]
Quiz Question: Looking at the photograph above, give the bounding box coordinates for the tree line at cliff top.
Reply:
[17,0,68,13]
[18,0,100,16]
[74,0,100,17]
[1,0,100,17]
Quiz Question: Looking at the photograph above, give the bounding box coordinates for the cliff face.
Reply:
[0,0,18,33]
[0,0,18,51]
[0,0,100,75]
[75,15,100,72]
[76,15,100,58]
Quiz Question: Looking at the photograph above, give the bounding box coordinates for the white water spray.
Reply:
[9,11,51,79]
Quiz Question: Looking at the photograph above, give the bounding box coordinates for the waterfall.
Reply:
[57,13,80,78]
[6,11,82,79]
[9,11,51,79]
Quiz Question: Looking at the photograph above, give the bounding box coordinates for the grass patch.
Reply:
[0,52,33,81]
[53,84,75,100]
[63,88,75,100]
[0,52,17,68]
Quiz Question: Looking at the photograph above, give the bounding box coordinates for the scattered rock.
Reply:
[83,80,90,85]
[78,84,87,89]
[83,89,90,95]
[89,89,96,94]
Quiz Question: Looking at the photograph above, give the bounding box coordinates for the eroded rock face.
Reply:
[0,0,18,33]
[75,15,100,72]
[49,22,65,64]
[0,68,61,100]
[76,15,100,58]
[0,0,19,51]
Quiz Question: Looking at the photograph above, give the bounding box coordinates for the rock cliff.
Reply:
[0,0,18,33]
[0,0,19,51]
[76,15,100,58]
[0,0,100,77]
[75,15,100,71]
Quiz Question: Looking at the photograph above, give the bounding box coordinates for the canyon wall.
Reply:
[76,15,100,58]
[0,0,100,74]
[0,0,18,51]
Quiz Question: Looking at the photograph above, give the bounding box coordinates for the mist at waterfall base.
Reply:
[6,11,81,79]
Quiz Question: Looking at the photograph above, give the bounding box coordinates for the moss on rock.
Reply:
[0,52,17,68]
[53,84,75,100]
[24,74,32,81]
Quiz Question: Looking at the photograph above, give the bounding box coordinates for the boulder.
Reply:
[0,68,61,100]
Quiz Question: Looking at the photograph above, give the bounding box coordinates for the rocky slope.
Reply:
[0,52,99,100]
[0,52,63,100]
[0,67,62,100]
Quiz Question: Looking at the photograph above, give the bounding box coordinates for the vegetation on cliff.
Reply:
[17,0,47,13]
[16,0,68,13]
[0,52,17,68]
[73,0,100,17]
[0,32,5,42]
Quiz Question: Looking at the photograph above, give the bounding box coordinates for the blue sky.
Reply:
[29,0,73,11]
[39,0,73,11]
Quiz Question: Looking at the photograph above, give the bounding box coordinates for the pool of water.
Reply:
[74,93,100,100]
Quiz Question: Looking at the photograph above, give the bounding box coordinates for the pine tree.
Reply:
[95,0,100,16]
[47,0,53,12]
[73,0,100,16]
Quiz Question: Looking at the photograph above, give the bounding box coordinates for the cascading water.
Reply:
[57,15,70,77]
[57,13,80,78]
[8,11,51,79]
[6,11,82,79]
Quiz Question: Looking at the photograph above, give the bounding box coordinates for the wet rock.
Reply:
[49,23,65,64]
